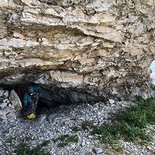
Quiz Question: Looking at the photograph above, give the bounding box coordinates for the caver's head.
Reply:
[21,85,41,119]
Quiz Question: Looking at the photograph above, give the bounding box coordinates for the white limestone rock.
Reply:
[9,90,22,111]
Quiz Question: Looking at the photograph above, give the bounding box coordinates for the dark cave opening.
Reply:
[0,82,106,119]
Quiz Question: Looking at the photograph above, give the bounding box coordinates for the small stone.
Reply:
[86,141,90,145]
[142,92,149,100]
[0,102,7,109]
[81,140,86,147]
[0,109,7,115]
[3,91,9,98]
[147,146,152,150]
[3,99,10,104]
[88,135,94,138]
[93,147,103,154]
[8,103,12,108]
[0,89,5,97]
[0,110,7,120]
[109,99,115,104]
[38,114,47,122]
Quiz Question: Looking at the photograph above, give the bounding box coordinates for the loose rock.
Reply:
[9,90,22,111]
[93,147,104,154]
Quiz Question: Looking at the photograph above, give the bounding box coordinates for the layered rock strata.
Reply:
[0,0,155,99]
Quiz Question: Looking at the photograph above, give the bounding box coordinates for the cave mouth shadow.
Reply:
[36,99,71,115]
[0,83,106,117]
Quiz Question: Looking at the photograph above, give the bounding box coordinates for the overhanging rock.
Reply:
[0,0,155,100]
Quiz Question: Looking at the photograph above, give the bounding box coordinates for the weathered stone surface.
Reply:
[93,147,103,154]
[50,71,83,87]
[0,0,155,99]
[9,90,22,111]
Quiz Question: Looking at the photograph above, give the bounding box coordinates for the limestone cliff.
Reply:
[0,0,155,100]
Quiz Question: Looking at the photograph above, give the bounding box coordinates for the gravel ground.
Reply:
[0,88,155,155]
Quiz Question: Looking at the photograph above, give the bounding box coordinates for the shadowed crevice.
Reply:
[0,82,106,118]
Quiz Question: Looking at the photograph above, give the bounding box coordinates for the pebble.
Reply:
[82,141,86,147]
[3,91,9,98]
[3,99,10,104]
[0,110,7,120]
[109,99,115,104]
[93,147,103,154]
[37,114,47,123]
[0,90,9,99]
[0,102,8,109]
[0,89,5,97]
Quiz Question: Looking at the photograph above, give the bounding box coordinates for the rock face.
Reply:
[0,0,155,99]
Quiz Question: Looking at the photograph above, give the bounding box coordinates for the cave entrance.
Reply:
[0,83,105,119]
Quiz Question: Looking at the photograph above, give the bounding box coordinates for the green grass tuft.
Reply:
[111,143,123,152]
[115,98,155,128]
[53,134,78,148]
[92,123,150,144]
[91,98,155,149]
[81,121,94,131]
[71,121,94,132]
[16,140,50,155]
[72,126,81,132]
